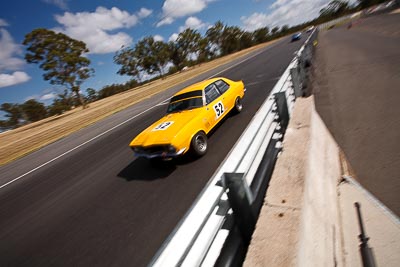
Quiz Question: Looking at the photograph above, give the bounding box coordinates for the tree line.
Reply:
[0,0,389,131]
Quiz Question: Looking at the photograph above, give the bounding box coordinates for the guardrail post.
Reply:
[298,54,308,90]
[290,66,303,98]
[222,173,256,246]
[274,92,289,133]
[250,138,280,216]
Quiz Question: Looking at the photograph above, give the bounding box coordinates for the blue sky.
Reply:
[0,0,335,107]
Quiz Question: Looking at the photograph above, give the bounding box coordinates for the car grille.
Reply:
[133,145,175,155]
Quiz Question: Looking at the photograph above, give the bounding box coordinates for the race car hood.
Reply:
[130,110,198,147]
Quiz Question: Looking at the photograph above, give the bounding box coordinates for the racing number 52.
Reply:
[213,101,224,118]
[153,121,173,131]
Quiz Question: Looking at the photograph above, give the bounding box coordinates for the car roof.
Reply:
[175,77,225,95]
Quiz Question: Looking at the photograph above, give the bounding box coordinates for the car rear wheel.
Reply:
[234,97,243,113]
[191,131,207,157]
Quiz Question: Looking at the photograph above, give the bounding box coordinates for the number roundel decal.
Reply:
[213,101,224,118]
[153,121,174,131]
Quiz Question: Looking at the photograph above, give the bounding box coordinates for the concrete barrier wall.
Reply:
[244,96,344,266]
[297,100,342,267]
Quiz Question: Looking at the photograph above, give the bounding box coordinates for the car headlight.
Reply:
[132,146,141,153]
[167,145,176,153]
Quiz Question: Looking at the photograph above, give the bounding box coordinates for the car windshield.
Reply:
[167,97,203,113]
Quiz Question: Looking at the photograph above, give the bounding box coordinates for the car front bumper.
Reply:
[132,146,187,159]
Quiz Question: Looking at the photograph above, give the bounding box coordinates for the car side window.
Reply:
[215,79,230,94]
[205,83,221,104]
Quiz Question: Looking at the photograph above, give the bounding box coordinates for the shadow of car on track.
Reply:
[118,147,220,181]
[118,157,177,181]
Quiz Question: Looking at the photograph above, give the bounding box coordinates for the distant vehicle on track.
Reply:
[130,77,245,162]
[291,32,302,42]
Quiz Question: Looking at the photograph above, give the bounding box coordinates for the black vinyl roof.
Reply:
[170,90,203,103]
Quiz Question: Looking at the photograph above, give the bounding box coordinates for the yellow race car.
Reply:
[130,77,245,160]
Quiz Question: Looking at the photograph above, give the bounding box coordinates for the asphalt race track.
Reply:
[313,12,400,216]
[0,35,307,266]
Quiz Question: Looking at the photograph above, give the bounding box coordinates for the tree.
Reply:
[197,37,212,64]
[169,29,202,71]
[220,26,243,55]
[176,29,202,60]
[271,26,280,35]
[47,99,70,116]
[23,28,94,108]
[135,37,170,77]
[0,120,8,132]
[206,21,225,54]
[133,37,158,76]
[21,99,47,122]
[114,47,144,82]
[320,0,350,17]
[240,31,253,50]
[47,89,72,116]
[97,79,139,100]
[280,25,289,34]
[85,88,98,103]
[252,27,269,44]
[116,37,171,79]
[168,41,186,71]
[152,40,171,78]
[0,103,23,129]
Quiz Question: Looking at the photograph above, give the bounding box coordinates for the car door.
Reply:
[204,83,224,129]
[214,79,232,110]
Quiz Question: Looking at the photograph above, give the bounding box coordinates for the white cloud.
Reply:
[25,91,56,102]
[241,0,330,31]
[43,0,69,10]
[54,6,152,54]
[241,13,269,32]
[157,0,212,27]
[0,18,9,27]
[0,29,25,71]
[168,33,179,42]
[179,16,206,32]
[271,0,291,9]
[153,34,164,42]
[0,71,31,88]
[0,27,30,88]
[40,92,56,101]
[158,17,174,27]
[138,8,153,18]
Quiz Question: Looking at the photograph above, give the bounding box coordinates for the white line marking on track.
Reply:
[157,98,172,106]
[0,103,162,190]
[0,44,275,190]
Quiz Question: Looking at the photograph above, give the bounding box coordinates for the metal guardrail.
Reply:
[150,29,318,267]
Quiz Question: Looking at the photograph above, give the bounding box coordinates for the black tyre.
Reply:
[234,96,243,113]
[191,131,207,157]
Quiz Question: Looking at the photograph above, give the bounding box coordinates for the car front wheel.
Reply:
[191,131,207,157]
